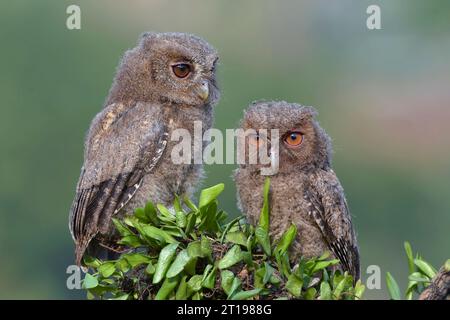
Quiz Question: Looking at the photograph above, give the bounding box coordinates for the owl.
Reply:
[69,32,219,265]
[234,100,360,280]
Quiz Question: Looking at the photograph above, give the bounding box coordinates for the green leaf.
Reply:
[406,280,419,300]
[184,213,197,235]
[192,292,202,300]
[263,262,275,284]
[286,273,303,297]
[123,215,139,228]
[86,291,95,300]
[311,259,340,274]
[220,215,244,243]
[216,210,228,225]
[112,218,133,237]
[228,277,242,298]
[404,241,415,274]
[354,280,365,299]
[255,227,271,256]
[225,231,248,247]
[124,253,150,268]
[269,274,281,285]
[318,251,331,261]
[83,256,102,269]
[304,287,317,300]
[176,275,190,300]
[115,258,130,273]
[220,270,235,296]
[176,211,187,228]
[218,245,243,269]
[83,273,99,289]
[134,207,149,223]
[319,282,332,300]
[153,243,179,284]
[183,195,198,212]
[155,275,180,300]
[145,262,156,275]
[140,224,177,244]
[333,274,349,298]
[275,251,291,279]
[408,272,431,283]
[187,275,203,292]
[241,251,254,268]
[199,183,225,208]
[275,224,297,255]
[98,262,115,278]
[173,195,182,213]
[198,201,219,232]
[386,272,401,300]
[258,178,271,232]
[230,288,262,300]
[157,204,175,219]
[143,201,159,225]
[118,235,142,248]
[161,225,184,238]
[202,266,217,289]
[200,237,212,259]
[166,249,191,278]
[254,267,265,289]
[184,257,198,276]
[414,259,437,279]
[187,241,204,259]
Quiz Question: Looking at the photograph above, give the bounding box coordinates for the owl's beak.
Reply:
[196,81,209,101]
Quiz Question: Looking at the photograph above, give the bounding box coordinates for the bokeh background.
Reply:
[0,0,449,299]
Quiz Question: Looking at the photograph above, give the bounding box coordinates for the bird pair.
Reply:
[69,32,359,280]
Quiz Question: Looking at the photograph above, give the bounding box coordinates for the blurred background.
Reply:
[0,0,449,299]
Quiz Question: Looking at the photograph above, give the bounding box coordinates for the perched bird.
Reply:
[234,101,360,280]
[69,32,219,265]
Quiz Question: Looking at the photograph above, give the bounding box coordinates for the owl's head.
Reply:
[240,100,332,174]
[107,32,219,106]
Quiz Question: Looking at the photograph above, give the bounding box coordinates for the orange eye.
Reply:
[172,63,191,78]
[284,131,303,147]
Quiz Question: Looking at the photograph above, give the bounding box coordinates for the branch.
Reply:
[419,262,450,300]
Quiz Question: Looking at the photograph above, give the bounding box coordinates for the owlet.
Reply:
[234,101,360,280]
[69,32,219,265]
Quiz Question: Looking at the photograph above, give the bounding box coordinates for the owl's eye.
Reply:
[284,131,303,147]
[172,63,192,78]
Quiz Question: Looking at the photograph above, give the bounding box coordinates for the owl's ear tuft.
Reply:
[300,106,318,121]
[139,32,157,41]
[138,32,161,50]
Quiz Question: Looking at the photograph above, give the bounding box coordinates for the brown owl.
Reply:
[234,100,360,280]
[69,32,219,265]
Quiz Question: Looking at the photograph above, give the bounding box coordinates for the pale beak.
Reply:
[196,81,209,101]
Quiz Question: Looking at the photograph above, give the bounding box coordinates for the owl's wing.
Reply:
[69,102,169,265]
[305,168,360,280]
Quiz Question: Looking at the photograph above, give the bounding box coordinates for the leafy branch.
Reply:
[81,179,364,300]
[385,241,449,300]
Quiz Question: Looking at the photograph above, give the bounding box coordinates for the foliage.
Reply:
[385,241,444,300]
[82,179,364,300]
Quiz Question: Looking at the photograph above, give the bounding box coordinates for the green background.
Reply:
[0,0,449,299]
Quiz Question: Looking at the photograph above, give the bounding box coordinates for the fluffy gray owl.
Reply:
[69,32,219,265]
[234,101,360,280]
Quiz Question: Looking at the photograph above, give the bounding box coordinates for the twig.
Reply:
[419,263,450,300]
